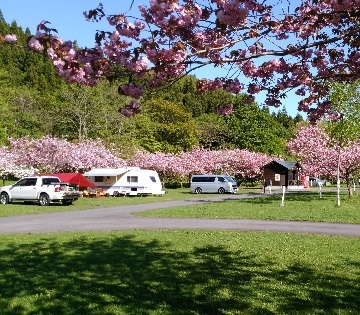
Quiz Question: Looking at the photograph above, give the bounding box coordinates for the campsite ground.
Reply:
[0,187,359,314]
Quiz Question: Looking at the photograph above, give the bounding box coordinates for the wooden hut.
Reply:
[262,160,303,188]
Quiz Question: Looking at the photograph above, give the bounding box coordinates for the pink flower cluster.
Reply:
[28,37,44,51]
[119,84,144,99]
[120,100,141,117]
[215,104,234,116]
[1,136,126,175]
[129,147,272,181]
[139,0,202,31]
[287,124,360,179]
[4,34,17,43]
[217,0,249,27]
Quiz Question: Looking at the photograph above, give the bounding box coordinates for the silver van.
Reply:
[190,174,238,194]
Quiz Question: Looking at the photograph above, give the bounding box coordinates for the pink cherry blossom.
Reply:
[4,34,17,43]
[287,124,360,181]
[28,37,44,51]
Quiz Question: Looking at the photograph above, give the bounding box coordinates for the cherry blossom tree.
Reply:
[2,135,272,185]
[0,145,38,183]
[287,124,360,204]
[7,0,359,117]
[5,136,127,174]
[129,147,272,183]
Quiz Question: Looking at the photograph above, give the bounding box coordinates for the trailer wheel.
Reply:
[194,187,202,194]
[39,193,50,206]
[113,191,119,197]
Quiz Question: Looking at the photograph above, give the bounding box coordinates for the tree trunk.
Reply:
[336,146,341,206]
[345,171,353,197]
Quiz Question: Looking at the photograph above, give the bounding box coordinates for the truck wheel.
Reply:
[62,200,73,206]
[39,193,50,206]
[0,192,9,204]
[194,187,202,194]
[218,187,225,194]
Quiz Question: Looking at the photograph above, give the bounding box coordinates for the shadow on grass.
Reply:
[0,235,359,314]
[234,191,342,205]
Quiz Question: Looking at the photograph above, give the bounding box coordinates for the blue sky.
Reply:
[2,0,303,117]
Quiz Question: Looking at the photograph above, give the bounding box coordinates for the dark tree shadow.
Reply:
[0,235,359,314]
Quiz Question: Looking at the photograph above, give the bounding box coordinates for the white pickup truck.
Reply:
[0,176,81,206]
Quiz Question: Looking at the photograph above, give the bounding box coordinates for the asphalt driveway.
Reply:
[0,193,359,236]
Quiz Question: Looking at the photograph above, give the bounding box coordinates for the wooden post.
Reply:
[280,186,285,207]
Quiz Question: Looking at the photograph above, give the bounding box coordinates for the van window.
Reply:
[224,176,236,183]
[217,177,225,182]
[192,176,215,182]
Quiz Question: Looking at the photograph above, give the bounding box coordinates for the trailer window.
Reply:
[127,176,138,183]
[149,176,157,182]
[94,176,104,182]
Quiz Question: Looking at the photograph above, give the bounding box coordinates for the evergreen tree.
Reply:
[0,10,5,24]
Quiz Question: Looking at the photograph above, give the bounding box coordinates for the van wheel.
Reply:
[39,193,50,206]
[194,187,202,194]
[218,187,225,194]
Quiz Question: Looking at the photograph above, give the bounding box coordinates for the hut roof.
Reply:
[262,160,302,170]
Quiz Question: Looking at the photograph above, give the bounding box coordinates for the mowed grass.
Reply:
[1,187,360,314]
[0,187,260,218]
[0,229,359,315]
[1,187,360,224]
[135,190,360,224]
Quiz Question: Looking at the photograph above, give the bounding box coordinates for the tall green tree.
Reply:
[274,106,304,137]
[196,113,233,150]
[0,86,51,140]
[224,101,289,156]
[140,99,199,153]
[54,81,131,141]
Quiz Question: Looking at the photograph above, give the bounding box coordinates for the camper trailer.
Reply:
[83,167,165,196]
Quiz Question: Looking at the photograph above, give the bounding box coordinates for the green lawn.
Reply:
[135,190,360,224]
[1,187,359,314]
[0,230,359,315]
[0,187,261,217]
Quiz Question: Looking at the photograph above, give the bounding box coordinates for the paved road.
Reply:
[0,193,360,236]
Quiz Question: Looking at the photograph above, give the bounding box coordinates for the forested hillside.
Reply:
[0,12,303,157]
